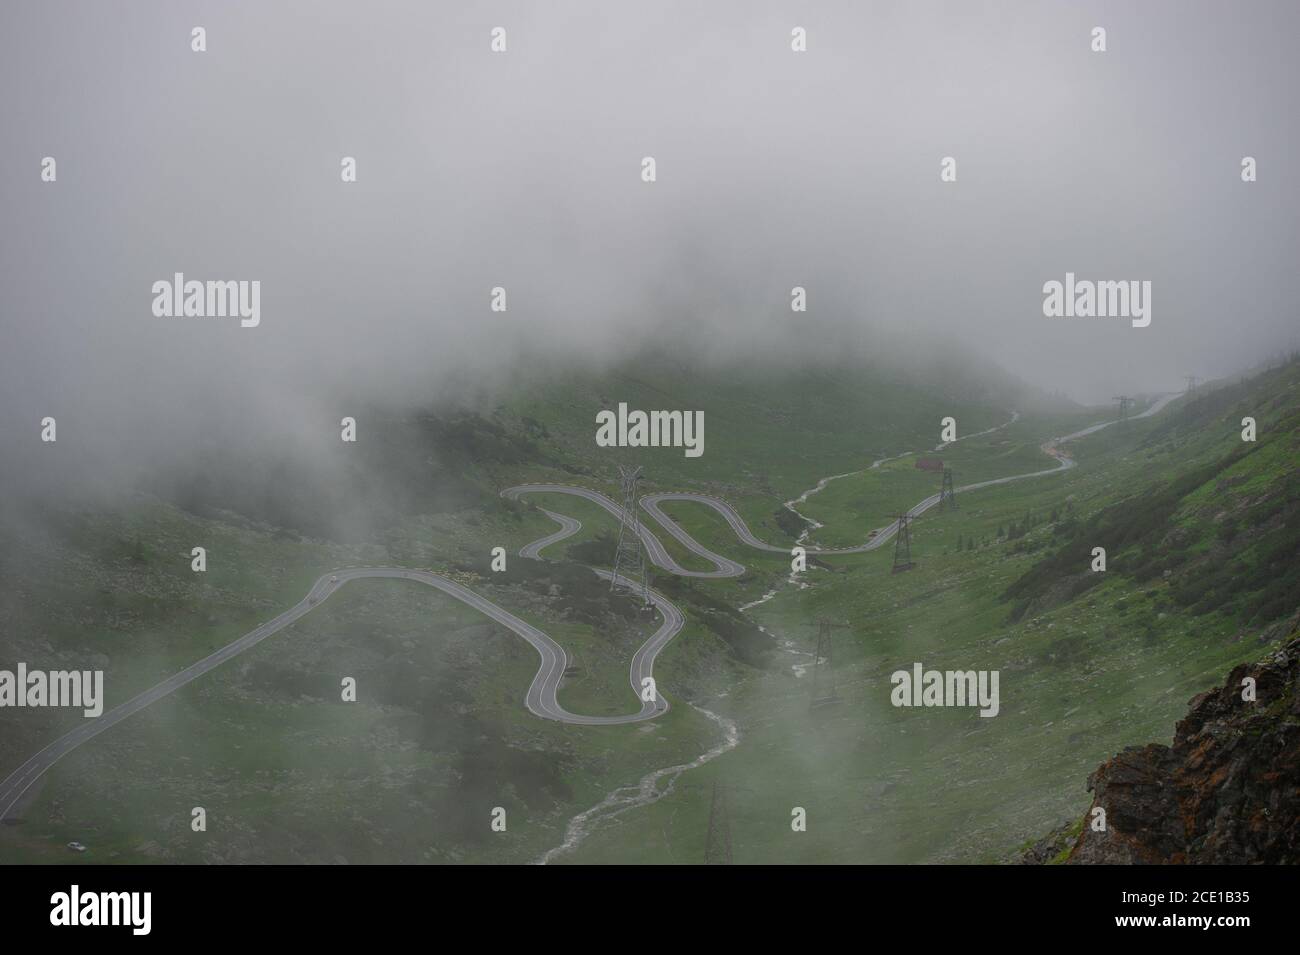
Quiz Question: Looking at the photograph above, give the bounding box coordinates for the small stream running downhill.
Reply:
[540,413,1024,860]
[538,402,1168,861]
[536,705,740,864]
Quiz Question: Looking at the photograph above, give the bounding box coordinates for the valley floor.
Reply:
[3,361,1297,864]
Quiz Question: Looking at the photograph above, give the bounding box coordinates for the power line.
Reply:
[811,617,849,710]
[939,467,958,511]
[892,513,915,574]
[704,781,733,865]
[1112,395,1132,424]
[610,465,651,609]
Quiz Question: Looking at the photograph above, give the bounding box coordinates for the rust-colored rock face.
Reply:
[1065,621,1300,865]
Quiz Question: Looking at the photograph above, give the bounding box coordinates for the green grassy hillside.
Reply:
[2,351,1018,863]
[553,358,1300,864]
[4,353,1294,865]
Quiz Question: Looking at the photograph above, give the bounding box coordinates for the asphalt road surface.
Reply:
[0,394,1177,822]
[0,564,676,821]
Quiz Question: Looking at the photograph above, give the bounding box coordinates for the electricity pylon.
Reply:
[939,468,958,511]
[1112,395,1132,425]
[704,781,733,865]
[610,465,651,608]
[891,513,915,573]
[811,617,849,709]
[1184,375,1200,395]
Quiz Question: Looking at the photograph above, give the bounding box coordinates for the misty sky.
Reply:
[2,1,1297,489]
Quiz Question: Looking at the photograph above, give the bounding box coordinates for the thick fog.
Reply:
[2,0,1297,496]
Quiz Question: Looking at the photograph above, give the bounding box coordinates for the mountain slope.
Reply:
[1002,357,1300,628]
[1046,610,1300,864]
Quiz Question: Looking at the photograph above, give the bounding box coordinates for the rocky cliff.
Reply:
[1036,611,1300,864]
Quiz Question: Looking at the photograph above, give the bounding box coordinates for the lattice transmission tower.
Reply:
[1112,395,1132,425]
[811,617,849,710]
[610,465,651,608]
[704,781,733,865]
[939,467,958,511]
[892,513,915,573]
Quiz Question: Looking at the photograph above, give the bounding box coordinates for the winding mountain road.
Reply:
[0,395,1177,822]
[525,400,1127,570]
